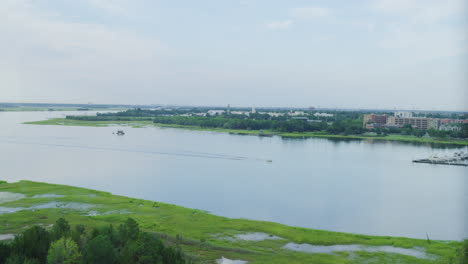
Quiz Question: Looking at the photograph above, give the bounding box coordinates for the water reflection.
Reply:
[281,134,465,149]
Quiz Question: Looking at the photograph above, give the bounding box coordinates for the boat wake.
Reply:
[0,139,272,163]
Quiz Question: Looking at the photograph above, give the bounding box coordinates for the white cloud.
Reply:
[265,20,293,30]
[291,6,332,19]
[370,0,468,61]
[0,0,167,103]
[371,0,466,22]
[377,25,468,60]
[85,0,130,17]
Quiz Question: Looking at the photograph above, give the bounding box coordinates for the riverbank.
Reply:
[0,180,462,263]
[24,118,468,146]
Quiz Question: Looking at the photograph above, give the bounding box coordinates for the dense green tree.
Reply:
[0,243,11,263]
[5,255,40,264]
[51,218,71,241]
[71,224,86,250]
[412,129,425,138]
[0,218,190,264]
[161,247,186,264]
[461,124,468,138]
[118,218,140,243]
[120,233,165,264]
[47,238,81,264]
[11,226,50,263]
[83,235,116,264]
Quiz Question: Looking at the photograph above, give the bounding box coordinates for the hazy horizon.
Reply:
[1,0,467,111]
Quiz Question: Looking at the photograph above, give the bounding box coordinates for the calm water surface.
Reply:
[0,111,466,240]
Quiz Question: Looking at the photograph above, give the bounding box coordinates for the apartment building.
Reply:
[387,117,438,130]
[363,114,388,128]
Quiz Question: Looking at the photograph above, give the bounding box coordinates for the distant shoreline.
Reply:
[24,118,468,146]
[0,107,126,112]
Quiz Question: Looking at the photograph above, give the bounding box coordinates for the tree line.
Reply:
[0,218,190,264]
[65,109,468,138]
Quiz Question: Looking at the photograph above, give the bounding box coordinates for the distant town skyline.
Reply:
[1,0,467,111]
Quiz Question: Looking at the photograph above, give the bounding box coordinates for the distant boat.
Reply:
[116,130,125,136]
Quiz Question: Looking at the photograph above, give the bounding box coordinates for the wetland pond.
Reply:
[0,111,466,240]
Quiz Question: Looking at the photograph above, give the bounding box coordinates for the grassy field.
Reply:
[0,180,463,264]
[24,118,468,146]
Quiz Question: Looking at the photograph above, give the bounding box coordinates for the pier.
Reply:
[412,151,468,166]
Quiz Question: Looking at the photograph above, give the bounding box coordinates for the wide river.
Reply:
[0,111,466,240]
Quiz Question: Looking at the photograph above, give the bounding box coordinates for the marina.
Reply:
[413,151,468,166]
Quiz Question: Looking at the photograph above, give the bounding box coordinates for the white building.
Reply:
[439,125,461,132]
[207,110,225,116]
[231,111,250,116]
[288,111,306,116]
[265,112,285,117]
[313,112,333,117]
[394,111,413,118]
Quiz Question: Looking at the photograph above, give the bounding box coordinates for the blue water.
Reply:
[0,111,466,240]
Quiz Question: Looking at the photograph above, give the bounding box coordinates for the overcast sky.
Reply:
[1,0,467,110]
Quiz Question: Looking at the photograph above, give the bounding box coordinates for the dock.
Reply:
[412,159,468,166]
[412,151,468,166]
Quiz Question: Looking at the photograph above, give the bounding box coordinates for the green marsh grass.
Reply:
[0,181,463,263]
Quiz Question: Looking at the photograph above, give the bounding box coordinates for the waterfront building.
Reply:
[439,125,461,132]
[363,114,388,128]
[313,112,333,117]
[439,119,468,125]
[266,112,285,117]
[387,117,438,130]
[207,110,225,116]
[231,111,250,116]
[288,111,306,116]
[394,111,413,118]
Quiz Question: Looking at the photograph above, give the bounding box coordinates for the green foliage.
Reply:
[412,129,425,138]
[11,226,50,263]
[0,243,11,263]
[83,235,116,264]
[47,238,81,264]
[118,217,140,243]
[460,240,468,264]
[461,124,468,138]
[120,233,167,264]
[0,215,189,264]
[0,181,463,264]
[51,218,71,241]
[5,255,41,264]
[71,224,86,250]
[27,113,468,145]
